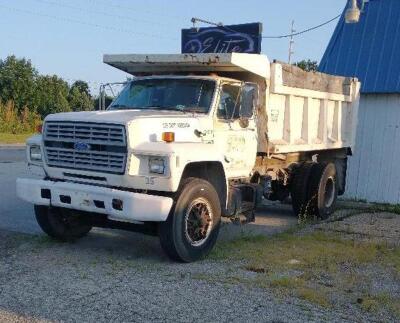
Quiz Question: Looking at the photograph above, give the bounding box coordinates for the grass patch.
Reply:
[297,287,330,308]
[360,293,400,317]
[209,230,400,313]
[269,276,304,289]
[380,246,400,274]
[211,231,380,272]
[368,203,400,215]
[338,199,400,215]
[0,133,34,144]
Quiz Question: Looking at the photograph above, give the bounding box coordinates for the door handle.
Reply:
[224,156,232,163]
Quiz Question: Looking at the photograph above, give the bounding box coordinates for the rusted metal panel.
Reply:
[278,62,353,95]
[103,53,271,78]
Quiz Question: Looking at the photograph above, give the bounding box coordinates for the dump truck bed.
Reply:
[104,53,360,155]
[267,62,360,154]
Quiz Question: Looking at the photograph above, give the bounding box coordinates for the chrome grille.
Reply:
[43,121,127,174]
[44,122,126,146]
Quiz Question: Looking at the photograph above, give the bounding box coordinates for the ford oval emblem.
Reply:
[74,142,91,151]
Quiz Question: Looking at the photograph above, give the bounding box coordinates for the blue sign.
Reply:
[181,23,262,54]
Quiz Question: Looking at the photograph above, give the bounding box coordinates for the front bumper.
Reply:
[16,178,173,222]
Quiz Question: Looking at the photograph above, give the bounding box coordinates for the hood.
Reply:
[45,109,203,125]
[44,109,214,147]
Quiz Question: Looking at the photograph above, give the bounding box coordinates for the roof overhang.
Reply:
[103,53,270,79]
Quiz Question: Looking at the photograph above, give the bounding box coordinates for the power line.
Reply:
[263,14,341,39]
[192,14,341,39]
[0,3,177,40]
[32,0,171,27]
[83,0,182,21]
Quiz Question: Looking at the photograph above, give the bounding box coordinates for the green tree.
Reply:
[70,80,90,97]
[68,83,93,111]
[34,75,71,116]
[0,56,38,111]
[295,59,319,72]
[0,55,100,119]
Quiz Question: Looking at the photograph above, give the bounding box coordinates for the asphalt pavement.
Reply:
[0,147,42,234]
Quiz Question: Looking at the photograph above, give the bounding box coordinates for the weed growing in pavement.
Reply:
[338,199,400,215]
[297,286,331,308]
[368,203,400,215]
[208,229,400,315]
[359,292,400,316]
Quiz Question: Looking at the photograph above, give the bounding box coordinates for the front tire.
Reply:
[34,205,92,241]
[159,178,221,262]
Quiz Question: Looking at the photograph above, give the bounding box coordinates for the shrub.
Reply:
[0,100,41,134]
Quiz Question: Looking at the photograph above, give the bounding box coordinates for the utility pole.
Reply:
[288,20,295,64]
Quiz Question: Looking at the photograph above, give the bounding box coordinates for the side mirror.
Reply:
[239,117,249,128]
[220,101,229,120]
[239,83,258,119]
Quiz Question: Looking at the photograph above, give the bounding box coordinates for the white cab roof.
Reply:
[103,53,270,79]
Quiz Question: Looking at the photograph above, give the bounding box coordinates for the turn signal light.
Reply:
[162,132,175,143]
[36,124,43,133]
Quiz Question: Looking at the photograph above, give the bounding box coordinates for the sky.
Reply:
[0,0,348,94]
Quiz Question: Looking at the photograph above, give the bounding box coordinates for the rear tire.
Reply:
[159,178,221,262]
[34,205,92,241]
[291,162,315,217]
[305,162,338,219]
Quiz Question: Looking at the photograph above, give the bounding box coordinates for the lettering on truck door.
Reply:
[214,83,258,178]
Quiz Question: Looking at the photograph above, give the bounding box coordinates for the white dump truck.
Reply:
[16,53,360,262]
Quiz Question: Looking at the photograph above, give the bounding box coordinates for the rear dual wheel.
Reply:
[291,162,338,219]
[307,162,338,219]
[291,162,314,217]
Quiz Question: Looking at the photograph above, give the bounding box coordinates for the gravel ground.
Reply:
[1,145,397,322]
[1,207,398,323]
[313,211,400,246]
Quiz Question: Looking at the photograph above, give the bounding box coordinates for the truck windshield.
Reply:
[108,78,215,113]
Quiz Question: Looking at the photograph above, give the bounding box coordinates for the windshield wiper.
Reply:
[109,104,131,109]
[143,105,186,113]
[109,105,203,113]
[182,107,207,113]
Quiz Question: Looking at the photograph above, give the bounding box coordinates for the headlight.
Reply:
[148,157,165,175]
[30,145,42,161]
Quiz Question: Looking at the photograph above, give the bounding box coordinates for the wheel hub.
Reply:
[324,177,335,208]
[184,198,213,247]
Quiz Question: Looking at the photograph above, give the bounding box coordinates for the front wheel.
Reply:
[159,178,221,262]
[34,205,92,241]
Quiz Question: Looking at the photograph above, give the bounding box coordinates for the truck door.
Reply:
[214,82,258,179]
